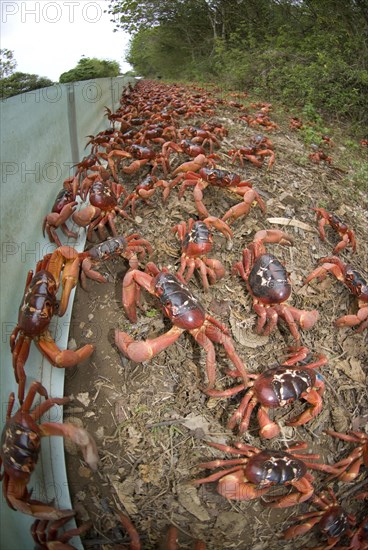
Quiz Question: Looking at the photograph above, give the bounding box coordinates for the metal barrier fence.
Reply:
[0,76,135,549]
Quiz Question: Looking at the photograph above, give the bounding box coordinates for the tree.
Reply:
[0,49,17,78]
[59,57,120,83]
[0,72,54,99]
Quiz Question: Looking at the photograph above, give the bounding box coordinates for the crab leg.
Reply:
[217,470,270,501]
[6,478,76,519]
[263,477,314,508]
[286,387,324,426]
[222,189,265,224]
[115,511,142,550]
[36,333,94,367]
[39,422,98,470]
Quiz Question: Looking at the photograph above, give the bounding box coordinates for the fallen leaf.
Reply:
[181,413,211,435]
[335,358,366,383]
[229,310,269,347]
[177,483,211,521]
[266,217,315,232]
[109,475,138,515]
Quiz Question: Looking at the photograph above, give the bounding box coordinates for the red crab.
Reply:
[115,262,249,389]
[233,229,320,340]
[42,188,78,247]
[205,346,327,438]
[193,441,337,508]
[304,256,368,333]
[173,167,266,223]
[172,216,233,290]
[309,146,332,165]
[169,153,216,182]
[228,138,275,170]
[72,178,131,241]
[78,234,152,289]
[325,430,368,483]
[289,117,304,130]
[10,246,94,403]
[313,207,357,254]
[106,144,169,180]
[31,517,92,549]
[179,125,222,154]
[282,487,356,548]
[0,381,98,518]
[121,174,170,216]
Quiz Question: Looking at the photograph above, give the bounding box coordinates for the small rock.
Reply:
[76,392,91,407]
[135,216,143,224]
[88,314,94,321]
[95,426,104,439]
[68,338,77,351]
[85,329,94,339]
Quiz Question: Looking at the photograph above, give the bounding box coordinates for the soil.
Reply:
[64,82,367,550]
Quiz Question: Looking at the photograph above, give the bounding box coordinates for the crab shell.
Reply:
[248,253,291,304]
[153,272,206,329]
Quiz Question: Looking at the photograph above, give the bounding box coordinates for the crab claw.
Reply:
[39,422,99,471]
[171,154,209,176]
[203,216,233,240]
[254,229,294,247]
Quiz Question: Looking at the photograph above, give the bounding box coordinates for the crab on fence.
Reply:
[0,381,98,518]
[10,247,94,403]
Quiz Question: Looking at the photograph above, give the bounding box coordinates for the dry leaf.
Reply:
[229,310,269,347]
[335,359,366,383]
[177,483,210,521]
[181,413,211,435]
[109,475,138,515]
[266,217,315,232]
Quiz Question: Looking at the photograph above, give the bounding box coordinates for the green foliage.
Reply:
[112,0,368,127]
[0,72,54,99]
[59,57,120,83]
[0,49,17,78]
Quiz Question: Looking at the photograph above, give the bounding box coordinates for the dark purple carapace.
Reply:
[153,272,205,329]
[245,450,307,486]
[89,181,117,209]
[319,506,350,539]
[87,236,127,262]
[1,420,40,480]
[199,167,241,187]
[128,144,155,159]
[344,266,368,301]
[18,271,57,336]
[248,253,291,303]
[182,221,212,256]
[254,366,316,407]
[52,189,75,213]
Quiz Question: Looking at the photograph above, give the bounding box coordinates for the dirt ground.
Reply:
[64,82,367,549]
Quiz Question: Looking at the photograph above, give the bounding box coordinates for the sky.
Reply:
[0,0,132,81]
